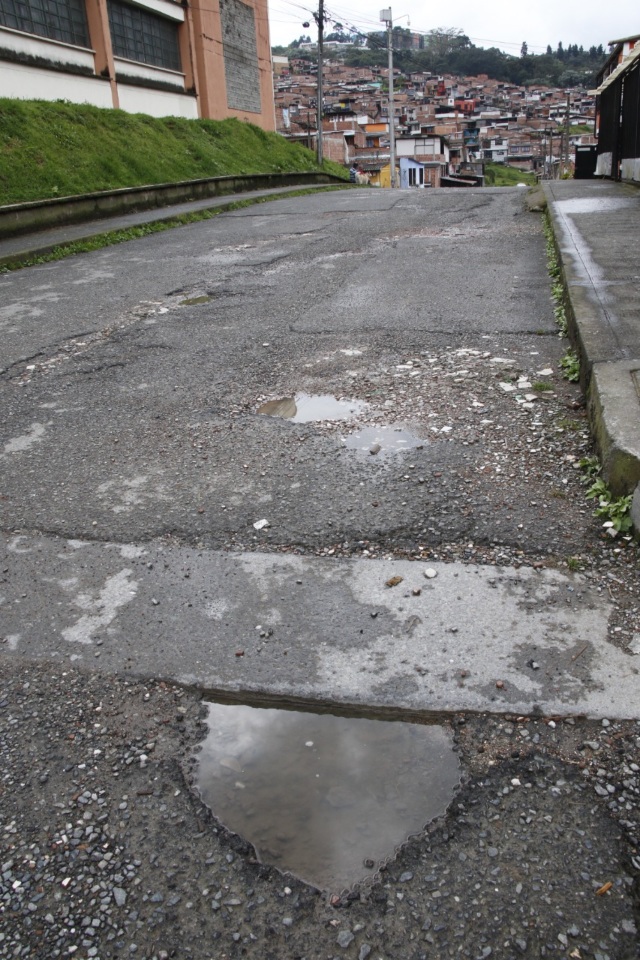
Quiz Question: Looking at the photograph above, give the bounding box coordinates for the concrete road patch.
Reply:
[2,533,634,719]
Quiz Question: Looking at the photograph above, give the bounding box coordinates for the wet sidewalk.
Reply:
[543,179,640,524]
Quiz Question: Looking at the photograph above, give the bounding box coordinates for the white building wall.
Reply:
[596,151,613,177]
[116,82,198,118]
[0,25,95,67]
[620,157,640,182]
[0,61,113,108]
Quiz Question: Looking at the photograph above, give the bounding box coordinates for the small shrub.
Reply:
[560,350,580,382]
[582,462,633,534]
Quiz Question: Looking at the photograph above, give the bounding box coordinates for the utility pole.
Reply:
[380,8,396,187]
[315,0,325,166]
[564,92,571,176]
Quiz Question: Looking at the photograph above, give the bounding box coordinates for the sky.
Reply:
[267,0,639,56]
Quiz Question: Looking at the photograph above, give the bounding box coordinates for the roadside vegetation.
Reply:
[0,99,346,205]
[484,163,536,187]
[579,456,634,535]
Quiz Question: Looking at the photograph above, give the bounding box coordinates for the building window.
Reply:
[107,0,181,71]
[0,0,89,47]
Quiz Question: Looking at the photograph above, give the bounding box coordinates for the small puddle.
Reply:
[257,393,367,423]
[343,425,426,456]
[196,701,460,892]
[180,295,212,306]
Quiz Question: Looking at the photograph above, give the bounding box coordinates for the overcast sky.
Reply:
[267,0,639,56]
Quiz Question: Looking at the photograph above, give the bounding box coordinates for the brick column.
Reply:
[84,0,119,108]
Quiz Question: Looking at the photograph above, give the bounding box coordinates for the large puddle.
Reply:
[257,393,367,422]
[196,701,460,892]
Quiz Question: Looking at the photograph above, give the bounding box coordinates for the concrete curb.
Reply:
[543,183,640,533]
[588,361,640,497]
[0,183,350,269]
[0,171,346,240]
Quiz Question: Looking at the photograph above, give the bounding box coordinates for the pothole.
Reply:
[342,424,426,456]
[196,700,460,892]
[257,393,367,423]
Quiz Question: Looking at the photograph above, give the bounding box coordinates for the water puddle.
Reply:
[343,425,425,456]
[180,295,212,306]
[196,701,460,892]
[257,393,367,423]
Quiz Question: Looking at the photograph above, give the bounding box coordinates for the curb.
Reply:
[0,172,346,240]
[543,183,640,534]
[0,184,349,270]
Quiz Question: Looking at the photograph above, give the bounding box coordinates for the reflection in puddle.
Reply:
[196,702,459,891]
[343,425,425,455]
[257,393,367,423]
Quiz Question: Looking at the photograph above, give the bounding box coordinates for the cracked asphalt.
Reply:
[1,187,639,959]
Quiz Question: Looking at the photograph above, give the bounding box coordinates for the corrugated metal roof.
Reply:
[593,42,640,94]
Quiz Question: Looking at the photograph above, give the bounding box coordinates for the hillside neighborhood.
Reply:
[273,33,640,185]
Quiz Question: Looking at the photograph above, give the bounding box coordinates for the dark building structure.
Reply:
[594,34,640,182]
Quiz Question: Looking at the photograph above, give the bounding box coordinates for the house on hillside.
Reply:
[399,157,442,188]
[0,0,276,127]
[482,137,509,163]
[594,34,640,182]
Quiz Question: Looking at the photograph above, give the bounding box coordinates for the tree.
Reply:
[521,41,528,57]
[290,35,311,49]
[425,27,470,60]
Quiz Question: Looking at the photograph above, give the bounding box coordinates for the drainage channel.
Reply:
[195,698,460,893]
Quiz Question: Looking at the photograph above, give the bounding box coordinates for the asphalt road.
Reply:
[2,186,640,959]
[1,185,637,712]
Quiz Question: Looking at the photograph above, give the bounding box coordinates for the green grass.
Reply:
[0,99,347,205]
[483,162,537,187]
[570,124,592,135]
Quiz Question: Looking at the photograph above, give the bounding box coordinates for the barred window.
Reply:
[107,0,181,72]
[0,0,90,47]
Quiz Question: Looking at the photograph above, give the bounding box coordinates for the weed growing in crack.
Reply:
[560,349,580,382]
[578,456,633,534]
[544,215,569,337]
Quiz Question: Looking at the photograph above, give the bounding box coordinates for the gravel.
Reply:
[2,661,640,959]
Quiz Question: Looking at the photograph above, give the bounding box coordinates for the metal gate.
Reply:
[621,61,640,167]
[598,82,622,178]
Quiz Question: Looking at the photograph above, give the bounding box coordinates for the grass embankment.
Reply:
[0,98,346,205]
[484,162,537,187]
